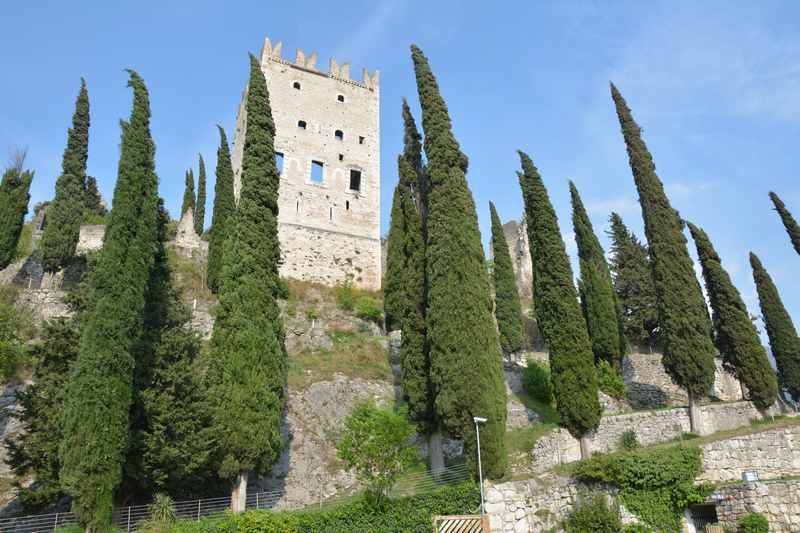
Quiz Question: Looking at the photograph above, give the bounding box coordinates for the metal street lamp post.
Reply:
[473,416,487,515]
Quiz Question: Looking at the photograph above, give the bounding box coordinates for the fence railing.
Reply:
[0,464,472,532]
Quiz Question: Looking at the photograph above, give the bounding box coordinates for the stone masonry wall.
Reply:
[711,480,800,532]
[699,425,800,482]
[76,224,105,254]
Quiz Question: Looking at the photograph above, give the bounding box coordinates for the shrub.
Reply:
[335,279,355,311]
[622,525,652,533]
[597,359,626,399]
[522,359,553,404]
[620,430,639,451]
[141,493,176,533]
[305,306,318,321]
[337,401,419,505]
[739,512,769,533]
[355,296,383,325]
[564,492,622,533]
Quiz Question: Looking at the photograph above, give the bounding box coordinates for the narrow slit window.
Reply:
[275,152,284,175]
[298,120,307,130]
[337,94,345,103]
[329,207,333,221]
[293,81,301,90]
[335,130,344,141]
[346,200,350,210]
[311,160,324,183]
[296,200,300,213]
[349,169,362,192]
[358,136,365,145]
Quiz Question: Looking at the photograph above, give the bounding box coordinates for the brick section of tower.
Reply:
[232,37,382,290]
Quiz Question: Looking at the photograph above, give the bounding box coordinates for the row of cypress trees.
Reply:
[179,155,208,235]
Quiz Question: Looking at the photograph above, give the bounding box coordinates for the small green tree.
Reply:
[738,512,769,533]
[687,223,777,410]
[207,126,236,293]
[570,182,625,369]
[489,201,525,354]
[769,192,800,256]
[750,252,800,403]
[0,153,34,269]
[181,168,195,218]
[41,79,91,272]
[564,492,622,533]
[194,154,206,235]
[337,401,418,505]
[607,213,659,350]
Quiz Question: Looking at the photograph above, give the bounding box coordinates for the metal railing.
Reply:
[0,464,473,532]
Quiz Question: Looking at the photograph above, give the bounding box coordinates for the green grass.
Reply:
[288,329,391,389]
[506,423,559,458]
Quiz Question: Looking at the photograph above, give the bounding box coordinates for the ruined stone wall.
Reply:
[699,425,800,482]
[711,480,800,532]
[502,219,532,302]
[76,224,105,254]
[232,37,381,290]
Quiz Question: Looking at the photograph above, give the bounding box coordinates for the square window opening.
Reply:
[338,154,344,161]
[275,152,284,175]
[349,170,362,192]
[358,136,365,145]
[337,94,345,103]
[311,160,324,183]
[298,120,307,130]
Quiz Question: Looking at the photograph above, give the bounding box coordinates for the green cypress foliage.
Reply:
[750,253,800,403]
[489,201,525,354]
[41,79,91,272]
[607,213,659,350]
[84,176,107,217]
[688,224,778,409]
[59,71,161,530]
[769,192,800,256]
[181,168,195,218]
[195,154,206,235]
[207,54,286,482]
[517,151,601,439]
[207,126,236,294]
[0,160,34,269]
[411,45,507,477]
[569,183,625,368]
[610,83,715,400]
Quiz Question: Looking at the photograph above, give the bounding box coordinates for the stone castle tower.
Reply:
[232,36,382,290]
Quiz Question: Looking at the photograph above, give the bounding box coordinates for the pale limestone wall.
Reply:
[232,36,381,290]
[76,224,105,254]
[712,480,800,532]
[16,289,70,322]
[502,218,532,302]
[699,425,800,482]
[529,401,782,472]
[174,208,201,250]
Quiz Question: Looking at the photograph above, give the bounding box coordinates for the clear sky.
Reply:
[2,0,800,335]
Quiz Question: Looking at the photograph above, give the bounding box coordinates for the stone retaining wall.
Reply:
[711,480,800,532]
[699,425,800,482]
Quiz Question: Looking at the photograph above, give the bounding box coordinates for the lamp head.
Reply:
[473,416,487,424]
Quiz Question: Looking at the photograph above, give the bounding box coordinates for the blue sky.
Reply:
[2,0,800,334]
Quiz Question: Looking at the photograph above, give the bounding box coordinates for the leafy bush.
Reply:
[0,285,35,380]
[335,280,355,311]
[564,492,622,533]
[572,444,711,532]
[620,430,639,451]
[739,512,769,533]
[622,525,652,533]
[305,306,318,321]
[337,401,419,505]
[355,296,383,325]
[597,359,626,399]
[522,359,553,404]
[141,493,176,533]
[169,481,480,533]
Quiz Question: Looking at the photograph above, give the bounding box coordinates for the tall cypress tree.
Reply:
[207,54,286,509]
[518,152,600,455]
[59,71,161,530]
[769,192,800,256]
[0,158,34,268]
[181,169,195,218]
[688,223,778,410]
[195,154,206,235]
[41,79,91,272]
[207,126,236,294]
[489,201,525,355]
[84,176,107,217]
[411,45,507,478]
[607,213,659,350]
[610,83,715,430]
[750,253,800,403]
[570,182,625,369]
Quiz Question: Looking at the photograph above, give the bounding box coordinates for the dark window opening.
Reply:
[337,94,345,103]
[298,120,307,130]
[349,169,362,192]
[335,130,344,141]
[293,81,301,90]
[329,207,333,221]
[338,154,344,161]
[296,200,300,213]
[311,160,324,183]
[275,152,284,175]
[358,136,365,145]
[346,200,350,210]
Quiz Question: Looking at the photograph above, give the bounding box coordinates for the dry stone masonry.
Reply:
[711,480,800,532]
[232,36,382,290]
[699,425,800,482]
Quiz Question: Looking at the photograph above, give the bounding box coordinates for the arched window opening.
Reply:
[335,130,344,141]
[293,81,301,90]
[298,120,307,130]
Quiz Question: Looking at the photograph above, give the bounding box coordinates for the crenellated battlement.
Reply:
[260,36,380,91]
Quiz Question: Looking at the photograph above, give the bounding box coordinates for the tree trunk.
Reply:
[579,435,591,459]
[231,471,248,513]
[688,391,703,435]
[429,428,445,480]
